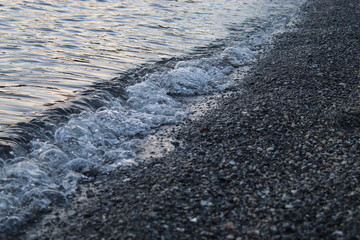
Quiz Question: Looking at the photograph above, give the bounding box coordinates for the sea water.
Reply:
[0,0,304,233]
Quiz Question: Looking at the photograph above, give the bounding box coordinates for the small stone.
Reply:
[223,221,236,230]
[285,204,294,209]
[148,212,157,218]
[200,231,215,237]
[270,225,278,232]
[247,229,260,235]
[257,147,263,152]
[226,234,235,239]
[200,200,213,206]
[282,194,289,200]
[266,147,275,152]
[332,230,344,236]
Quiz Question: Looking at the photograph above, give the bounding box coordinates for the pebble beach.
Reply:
[6,0,360,239]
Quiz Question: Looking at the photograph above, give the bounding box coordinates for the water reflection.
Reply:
[0,0,281,126]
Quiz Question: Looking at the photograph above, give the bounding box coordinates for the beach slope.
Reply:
[16,0,360,239]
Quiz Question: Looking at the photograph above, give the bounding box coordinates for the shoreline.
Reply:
[9,0,360,239]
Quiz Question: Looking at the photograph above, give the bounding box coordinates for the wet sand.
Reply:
[7,0,360,239]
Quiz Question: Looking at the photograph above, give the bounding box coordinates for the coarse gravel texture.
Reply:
[7,0,360,239]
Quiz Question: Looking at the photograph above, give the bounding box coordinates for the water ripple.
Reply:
[0,0,293,126]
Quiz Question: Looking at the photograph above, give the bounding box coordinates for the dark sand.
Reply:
[7,0,360,239]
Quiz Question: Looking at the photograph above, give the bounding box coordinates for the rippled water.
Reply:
[0,0,305,235]
[0,0,277,127]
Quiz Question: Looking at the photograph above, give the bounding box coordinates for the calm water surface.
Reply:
[0,0,272,127]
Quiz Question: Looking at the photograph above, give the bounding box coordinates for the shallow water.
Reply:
[0,0,282,127]
[0,0,304,235]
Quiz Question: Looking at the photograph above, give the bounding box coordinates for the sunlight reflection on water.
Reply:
[0,0,276,127]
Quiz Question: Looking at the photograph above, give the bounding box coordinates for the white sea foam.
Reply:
[0,45,252,229]
[0,47,257,231]
[0,0,305,232]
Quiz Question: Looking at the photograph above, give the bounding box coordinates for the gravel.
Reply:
[6,0,360,239]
